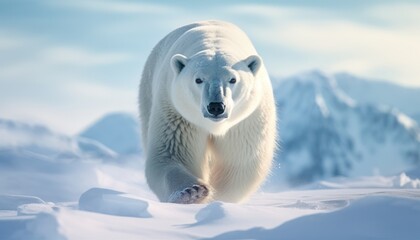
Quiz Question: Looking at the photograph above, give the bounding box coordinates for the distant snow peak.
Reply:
[315,94,329,117]
[284,70,357,108]
[79,112,142,155]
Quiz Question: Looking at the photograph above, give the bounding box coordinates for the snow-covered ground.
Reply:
[1,157,420,240]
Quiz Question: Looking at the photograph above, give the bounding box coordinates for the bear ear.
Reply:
[244,55,262,75]
[171,54,188,75]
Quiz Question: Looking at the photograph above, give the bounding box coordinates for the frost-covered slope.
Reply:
[0,118,116,161]
[271,71,420,186]
[0,118,118,201]
[79,112,142,155]
[335,72,420,121]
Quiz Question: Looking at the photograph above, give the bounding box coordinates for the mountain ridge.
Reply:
[271,70,420,186]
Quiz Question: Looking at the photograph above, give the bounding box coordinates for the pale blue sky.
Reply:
[1,0,419,134]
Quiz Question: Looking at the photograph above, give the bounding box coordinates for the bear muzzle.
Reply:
[204,102,228,122]
[207,102,225,116]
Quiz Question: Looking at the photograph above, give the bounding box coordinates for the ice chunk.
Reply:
[17,203,56,216]
[79,188,151,218]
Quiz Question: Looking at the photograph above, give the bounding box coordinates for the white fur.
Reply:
[139,20,277,203]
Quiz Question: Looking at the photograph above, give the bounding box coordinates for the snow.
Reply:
[1,155,420,240]
[396,112,418,130]
[207,196,420,240]
[1,188,420,240]
[393,173,420,188]
[1,163,419,240]
[315,94,329,117]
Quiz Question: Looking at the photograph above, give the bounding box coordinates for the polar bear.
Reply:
[139,20,277,204]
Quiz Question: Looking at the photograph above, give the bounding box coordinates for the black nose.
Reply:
[207,102,225,116]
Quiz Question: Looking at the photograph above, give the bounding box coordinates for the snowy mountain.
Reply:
[79,112,142,156]
[335,72,420,123]
[271,71,420,186]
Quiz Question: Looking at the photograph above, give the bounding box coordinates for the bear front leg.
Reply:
[146,161,210,204]
[145,108,211,204]
[163,164,211,204]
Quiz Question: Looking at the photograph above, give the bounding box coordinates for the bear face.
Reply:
[170,51,263,136]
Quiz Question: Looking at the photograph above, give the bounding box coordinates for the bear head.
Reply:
[170,50,264,136]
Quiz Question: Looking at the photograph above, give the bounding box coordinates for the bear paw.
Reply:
[168,185,209,204]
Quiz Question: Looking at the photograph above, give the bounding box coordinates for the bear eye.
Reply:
[229,78,237,84]
[195,78,203,84]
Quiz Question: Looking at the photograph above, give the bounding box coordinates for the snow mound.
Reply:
[0,195,63,240]
[193,202,225,226]
[206,196,420,240]
[79,188,151,218]
[0,195,45,211]
[1,213,65,240]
